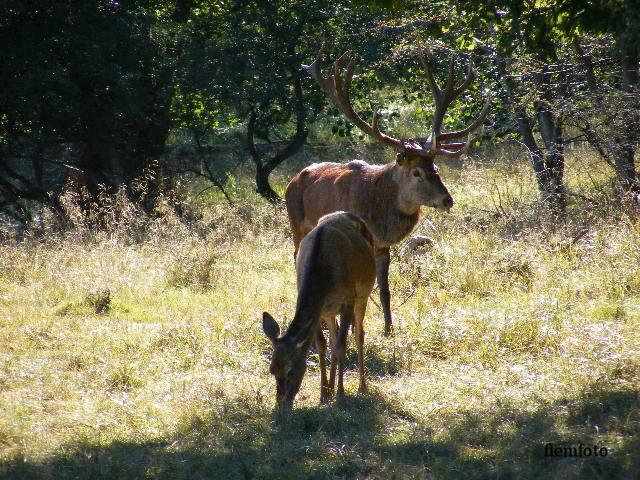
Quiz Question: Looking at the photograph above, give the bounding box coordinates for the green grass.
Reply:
[1,146,639,479]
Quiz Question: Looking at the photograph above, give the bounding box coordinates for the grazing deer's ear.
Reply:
[293,319,315,350]
[262,312,280,342]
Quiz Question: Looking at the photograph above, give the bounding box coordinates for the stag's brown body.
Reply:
[288,47,490,335]
[262,211,376,411]
[287,161,421,250]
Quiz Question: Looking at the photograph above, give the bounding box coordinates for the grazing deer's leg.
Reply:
[375,248,393,336]
[316,328,330,404]
[354,299,368,394]
[326,316,338,400]
[336,305,354,398]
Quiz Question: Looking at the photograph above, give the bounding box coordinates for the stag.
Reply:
[262,211,376,412]
[287,47,489,335]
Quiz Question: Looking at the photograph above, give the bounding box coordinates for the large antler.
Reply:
[418,46,491,157]
[303,47,490,159]
[302,49,412,153]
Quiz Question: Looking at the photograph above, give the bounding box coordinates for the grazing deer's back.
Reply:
[295,212,376,316]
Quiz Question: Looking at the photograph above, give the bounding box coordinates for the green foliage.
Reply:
[0,0,174,149]
[1,0,638,217]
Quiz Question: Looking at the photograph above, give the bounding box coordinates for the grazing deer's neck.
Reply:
[286,273,327,341]
[284,304,321,346]
[284,228,329,343]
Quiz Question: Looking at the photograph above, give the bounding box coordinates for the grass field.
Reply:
[1,146,639,479]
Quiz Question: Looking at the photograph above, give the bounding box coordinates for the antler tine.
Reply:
[303,49,407,152]
[343,55,356,92]
[438,95,491,142]
[371,109,380,136]
[332,51,356,95]
[443,56,456,97]
[454,60,475,97]
[417,46,441,100]
[421,48,459,146]
[437,123,486,158]
[420,47,489,158]
[302,48,339,105]
[435,137,473,157]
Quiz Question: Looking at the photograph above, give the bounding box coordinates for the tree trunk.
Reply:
[247,75,308,204]
[613,38,640,198]
[254,161,281,203]
[573,35,639,202]
[502,60,566,215]
[534,100,566,215]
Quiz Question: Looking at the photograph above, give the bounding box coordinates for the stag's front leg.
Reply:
[375,248,393,336]
[335,305,354,399]
[354,299,368,394]
[316,328,330,404]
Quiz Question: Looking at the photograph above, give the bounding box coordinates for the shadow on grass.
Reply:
[1,382,638,480]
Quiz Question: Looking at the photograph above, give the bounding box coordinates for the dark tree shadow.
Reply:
[1,381,637,480]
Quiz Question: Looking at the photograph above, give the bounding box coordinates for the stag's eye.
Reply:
[412,168,424,180]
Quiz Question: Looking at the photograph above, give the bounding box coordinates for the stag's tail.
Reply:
[285,175,307,256]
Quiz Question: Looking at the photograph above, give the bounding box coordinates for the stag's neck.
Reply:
[364,163,421,248]
[390,166,422,216]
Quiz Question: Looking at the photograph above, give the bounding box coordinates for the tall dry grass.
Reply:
[0,145,638,479]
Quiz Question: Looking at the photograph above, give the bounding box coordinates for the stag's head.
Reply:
[395,148,453,213]
[303,46,490,214]
[262,312,308,411]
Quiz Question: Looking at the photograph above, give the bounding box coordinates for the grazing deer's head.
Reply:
[262,312,309,411]
[302,46,490,214]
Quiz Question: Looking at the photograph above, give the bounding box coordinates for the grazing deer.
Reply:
[262,211,376,411]
[287,47,490,335]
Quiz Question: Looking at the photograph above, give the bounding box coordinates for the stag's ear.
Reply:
[262,312,280,342]
[395,151,408,166]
